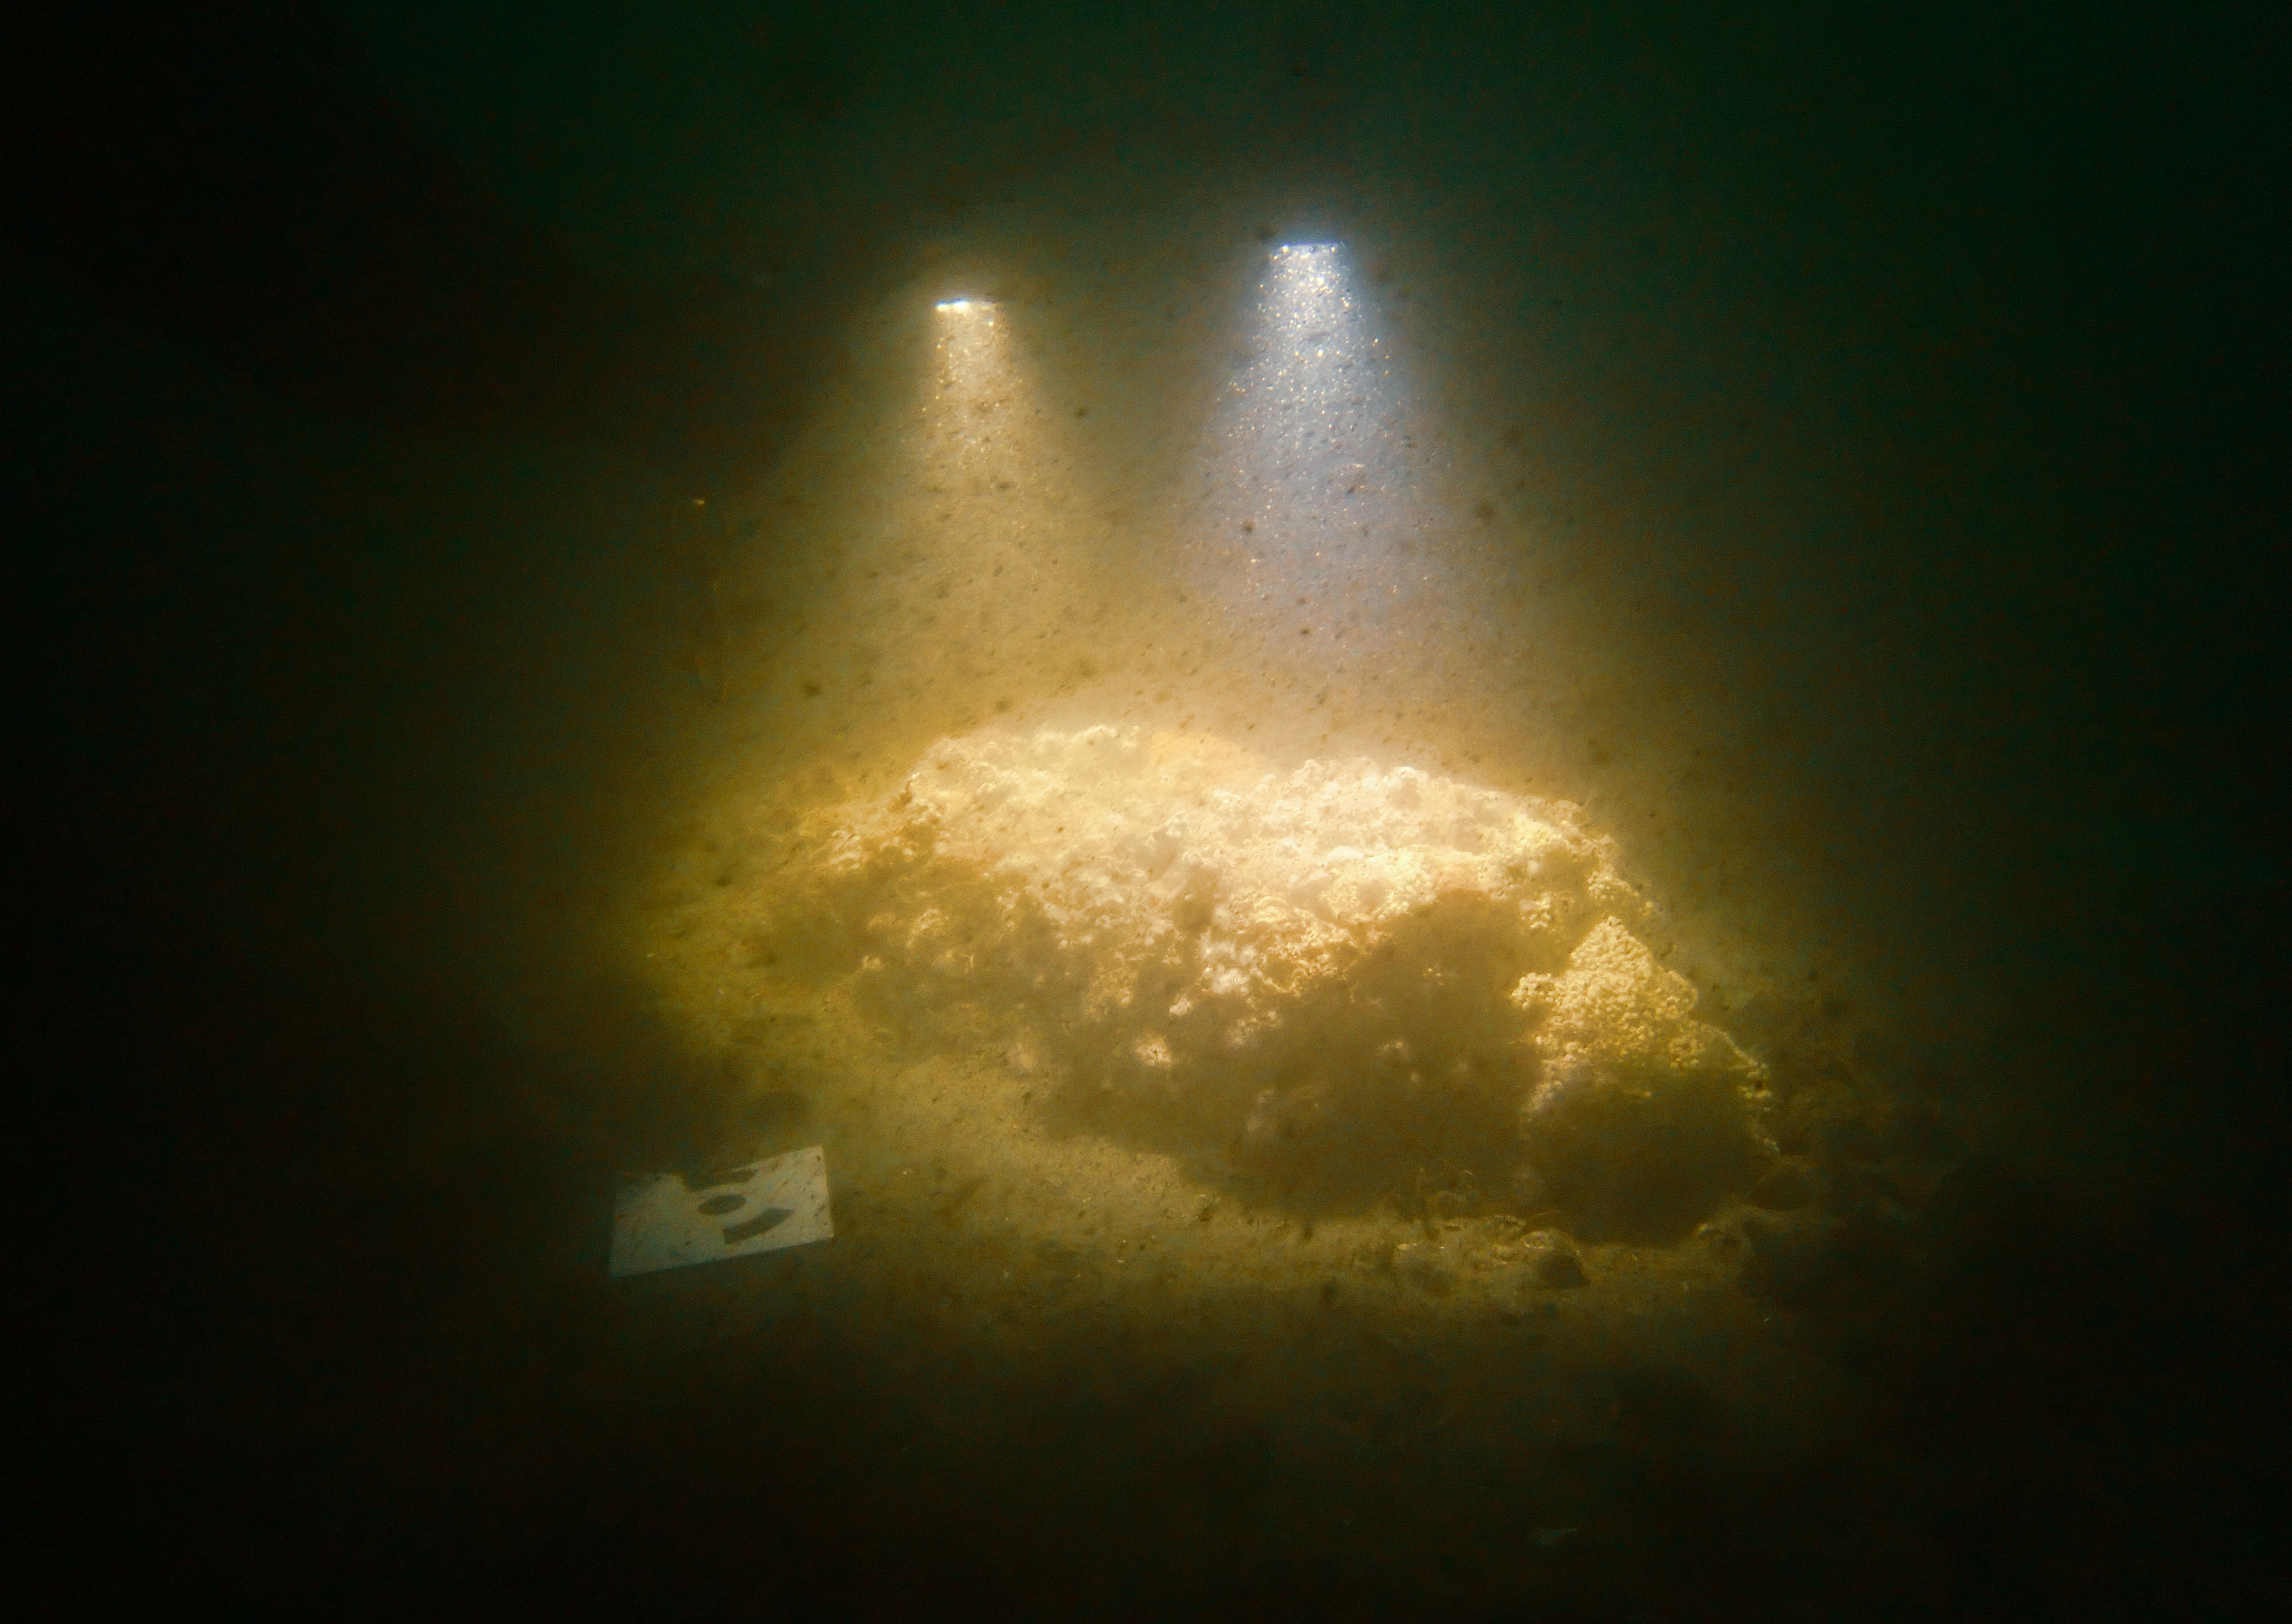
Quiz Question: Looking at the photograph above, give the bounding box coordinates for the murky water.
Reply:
[24,6,2282,1615]
[450,205,1989,1604]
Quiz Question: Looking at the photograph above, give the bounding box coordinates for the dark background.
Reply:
[10,3,2287,1616]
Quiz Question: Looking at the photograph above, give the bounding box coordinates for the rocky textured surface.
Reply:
[784,723,1769,1224]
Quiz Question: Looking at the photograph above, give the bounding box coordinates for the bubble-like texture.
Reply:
[781,724,1768,1222]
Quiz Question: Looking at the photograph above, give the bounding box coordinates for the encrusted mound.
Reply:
[779,725,1769,1227]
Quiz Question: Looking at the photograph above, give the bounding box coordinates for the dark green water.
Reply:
[14,4,2286,1616]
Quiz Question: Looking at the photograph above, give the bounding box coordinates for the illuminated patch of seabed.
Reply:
[602,258,1840,1453]
[625,951,1843,1468]
[629,726,1798,1360]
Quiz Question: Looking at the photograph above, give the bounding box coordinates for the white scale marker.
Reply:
[609,1145,834,1278]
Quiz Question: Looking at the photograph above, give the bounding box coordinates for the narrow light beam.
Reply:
[1186,243,1443,665]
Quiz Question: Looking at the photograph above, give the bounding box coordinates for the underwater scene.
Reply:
[16,3,2284,1618]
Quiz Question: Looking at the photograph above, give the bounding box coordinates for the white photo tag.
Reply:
[609,1145,834,1278]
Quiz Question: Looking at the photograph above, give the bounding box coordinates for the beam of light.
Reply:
[928,296,1008,417]
[1183,243,1447,670]
[858,293,1085,705]
[923,295,1025,483]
